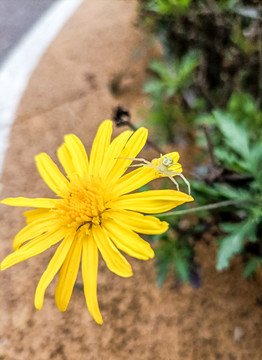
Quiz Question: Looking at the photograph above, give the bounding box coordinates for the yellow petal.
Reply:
[103,220,154,260]
[55,235,82,311]
[106,127,148,184]
[92,225,132,277]
[35,153,69,195]
[165,152,180,162]
[168,162,182,173]
[89,120,112,176]
[62,135,89,178]
[34,231,74,310]
[24,209,50,224]
[99,130,133,179]
[114,167,157,196]
[57,143,75,178]
[1,197,56,208]
[1,228,65,271]
[108,210,169,234]
[13,216,58,250]
[82,233,103,324]
[111,190,194,214]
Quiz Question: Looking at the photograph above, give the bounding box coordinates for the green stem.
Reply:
[156,198,250,218]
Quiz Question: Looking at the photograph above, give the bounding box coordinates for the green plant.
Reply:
[138,0,262,286]
[143,52,199,143]
[140,0,260,106]
[145,0,191,16]
[152,222,197,286]
[194,103,262,273]
[158,96,262,280]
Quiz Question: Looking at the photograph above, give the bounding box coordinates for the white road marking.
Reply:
[0,0,83,180]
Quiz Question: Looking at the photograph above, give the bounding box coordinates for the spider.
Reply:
[117,154,191,194]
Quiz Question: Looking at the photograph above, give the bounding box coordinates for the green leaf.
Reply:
[191,180,222,198]
[217,221,250,270]
[149,60,170,80]
[156,259,170,286]
[233,6,259,19]
[143,80,164,96]
[213,110,250,158]
[214,147,250,173]
[145,52,199,100]
[228,93,258,121]
[174,256,190,282]
[175,51,199,90]
[219,222,241,233]
[155,0,191,15]
[213,184,250,201]
[138,184,151,192]
[243,257,262,278]
[247,143,262,179]
[218,0,240,10]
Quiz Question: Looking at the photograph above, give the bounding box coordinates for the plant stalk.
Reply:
[156,198,252,218]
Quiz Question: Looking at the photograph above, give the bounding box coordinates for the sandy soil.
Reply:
[1,1,262,359]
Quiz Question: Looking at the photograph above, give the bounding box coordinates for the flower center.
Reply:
[57,180,106,230]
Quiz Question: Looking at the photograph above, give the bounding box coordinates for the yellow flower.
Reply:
[1,120,193,324]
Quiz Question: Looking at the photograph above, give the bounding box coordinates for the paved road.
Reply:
[0,0,57,65]
[0,0,83,180]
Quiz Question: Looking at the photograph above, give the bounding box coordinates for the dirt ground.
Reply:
[1,1,262,359]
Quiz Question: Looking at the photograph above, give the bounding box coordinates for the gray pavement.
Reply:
[0,0,57,65]
[0,0,83,180]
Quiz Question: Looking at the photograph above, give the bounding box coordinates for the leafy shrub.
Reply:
[138,0,262,285]
[143,51,199,143]
[193,99,262,274]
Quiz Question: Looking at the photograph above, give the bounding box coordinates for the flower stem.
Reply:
[157,198,251,218]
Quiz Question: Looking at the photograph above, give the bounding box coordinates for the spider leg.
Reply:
[178,174,191,195]
[128,163,163,176]
[129,162,160,171]
[137,158,154,166]
[146,162,162,171]
[169,171,191,195]
[116,157,152,165]
[130,161,162,173]
[167,175,180,191]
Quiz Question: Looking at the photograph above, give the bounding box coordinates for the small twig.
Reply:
[156,198,252,218]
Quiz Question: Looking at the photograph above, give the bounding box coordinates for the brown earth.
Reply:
[1,1,262,359]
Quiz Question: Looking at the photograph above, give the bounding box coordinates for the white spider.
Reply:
[117,154,191,194]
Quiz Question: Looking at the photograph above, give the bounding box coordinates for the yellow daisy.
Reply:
[1,120,193,324]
